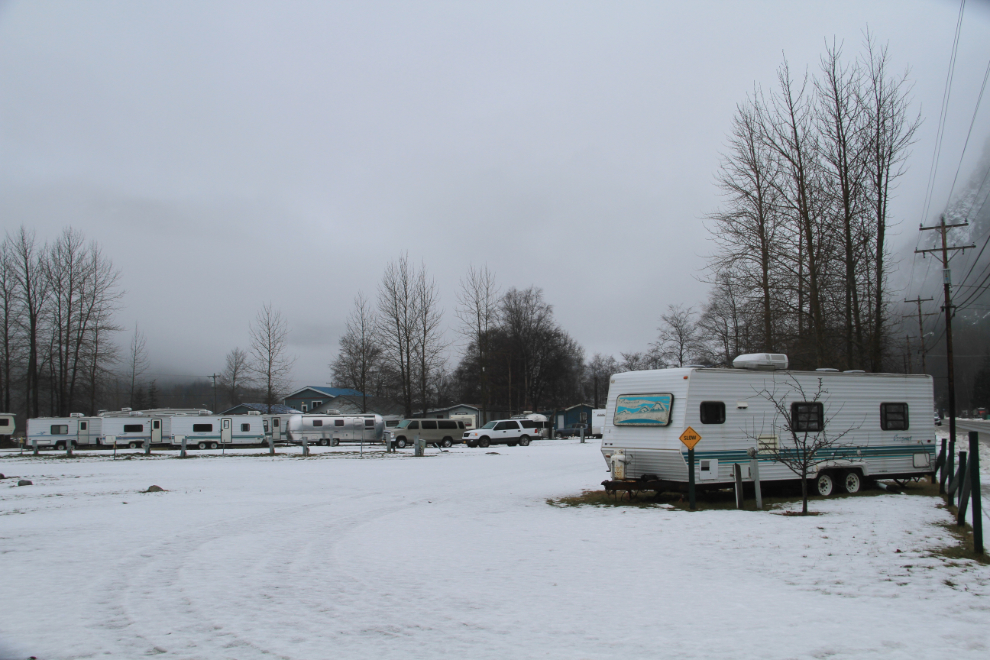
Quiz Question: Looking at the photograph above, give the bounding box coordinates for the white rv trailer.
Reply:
[0,412,15,443]
[591,409,606,438]
[100,414,154,448]
[601,354,937,495]
[26,414,103,448]
[167,414,266,449]
[285,414,386,446]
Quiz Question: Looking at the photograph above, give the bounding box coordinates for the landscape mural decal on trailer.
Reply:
[613,393,673,426]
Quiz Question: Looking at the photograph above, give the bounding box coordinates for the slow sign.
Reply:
[679,426,702,450]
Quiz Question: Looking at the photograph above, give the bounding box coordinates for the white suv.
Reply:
[463,419,534,448]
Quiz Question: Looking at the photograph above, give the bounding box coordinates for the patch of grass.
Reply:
[930,505,990,565]
[548,476,943,513]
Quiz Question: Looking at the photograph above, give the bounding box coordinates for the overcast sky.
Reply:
[2,0,990,389]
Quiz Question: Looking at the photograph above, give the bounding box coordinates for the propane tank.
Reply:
[610,450,626,480]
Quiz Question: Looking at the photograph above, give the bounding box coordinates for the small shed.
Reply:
[553,404,594,431]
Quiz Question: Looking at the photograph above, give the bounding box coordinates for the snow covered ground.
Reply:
[2,439,989,660]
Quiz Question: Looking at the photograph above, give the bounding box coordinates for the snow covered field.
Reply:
[2,439,989,660]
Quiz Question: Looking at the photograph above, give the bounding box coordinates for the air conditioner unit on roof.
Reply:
[732,353,788,371]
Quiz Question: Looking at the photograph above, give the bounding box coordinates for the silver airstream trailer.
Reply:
[285,414,385,446]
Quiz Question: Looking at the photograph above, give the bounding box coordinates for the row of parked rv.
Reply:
[24,409,387,450]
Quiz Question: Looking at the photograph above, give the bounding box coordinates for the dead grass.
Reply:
[548,476,941,513]
[931,503,990,565]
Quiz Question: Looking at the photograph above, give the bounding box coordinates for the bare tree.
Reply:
[585,353,618,408]
[413,265,447,415]
[0,241,19,414]
[619,350,664,372]
[219,347,253,408]
[249,302,295,413]
[10,227,50,417]
[653,304,701,367]
[456,265,500,423]
[749,376,856,514]
[126,322,149,406]
[330,292,382,413]
[377,254,417,417]
[860,32,920,371]
[696,269,746,367]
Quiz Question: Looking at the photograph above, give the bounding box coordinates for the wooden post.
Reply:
[143,436,151,456]
[956,452,970,526]
[180,436,187,458]
[688,448,696,510]
[969,431,984,554]
[32,438,38,456]
[268,435,274,456]
[747,448,763,510]
[948,452,965,497]
[302,437,309,456]
[947,449,956,506]
[580,427,585,444]
[65,440,72,457]
[939,439,948,494]
[414,433,424,457]
[733,463,744,509]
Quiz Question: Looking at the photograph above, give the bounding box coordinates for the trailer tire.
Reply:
[198,442,207,450]
[55,442,65,450]
[129,442,138,449]
[396,438,407,449]
[210,442,218,450]
[842,470,862,494]
[441,438,453,448]
[816,472,835,497]
[479,437,490,448]
[519,436,530,447]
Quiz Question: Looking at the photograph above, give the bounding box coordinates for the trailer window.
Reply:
[335,419,344,426]
[791,402,824,432]
[700,402,725,424]
[880,403,909,431]
[365,419,375,428]
[124,424,143,433]
[192,424,212,432]
[312,419,323,427]
[0,418,9,427]
[273,418,279,427]
[51,424,68,435]
[241,424,250,432]
[80,422,87,430]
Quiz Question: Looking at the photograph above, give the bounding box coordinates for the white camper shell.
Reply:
[591,408,606,438]
[167,415,266,449]
[27,415,103,448]
[601,357,937,490]
[0,413,15,440]
[100,415,154,448]
[286,414,385,446]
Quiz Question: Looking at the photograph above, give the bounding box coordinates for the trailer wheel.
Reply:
[317,438,327,446]
[519,436,531,447]
[129,442,138,449]
[842,470,862,494]
[479,437,490,448]
[816,472,835,497]
[331,438,339,447]
[396,438,407,449]
[198,442,207,450]
[210,442,218,450]
[441,438,453,448]
[55,442,65,450]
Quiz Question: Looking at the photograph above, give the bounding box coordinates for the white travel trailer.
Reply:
[0,412,15,443]
[600,354,938,495]
[167,414,266,449]
[101,414,154,448]
[591,409,606,438]
[26,414,103,448]
[286,414,385,446]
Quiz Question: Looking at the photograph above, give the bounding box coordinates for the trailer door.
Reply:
[221,418,232,444]
[77,420,89,445]
[271,417,282,441]
[151,418,162,444]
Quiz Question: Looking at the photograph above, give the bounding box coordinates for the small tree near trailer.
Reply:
[249,303,295,414]
[750,376,856,514]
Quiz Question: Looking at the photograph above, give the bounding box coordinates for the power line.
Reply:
[945,54,990,206]
[921,0,967,226]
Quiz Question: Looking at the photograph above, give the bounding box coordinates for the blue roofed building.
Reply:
[283,386,364,413]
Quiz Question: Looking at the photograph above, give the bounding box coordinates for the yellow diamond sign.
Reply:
[679,426,701,450]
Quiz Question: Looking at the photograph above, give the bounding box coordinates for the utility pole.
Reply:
[915,215,975,465]
[903,297,935,373]
[208,373,219,413]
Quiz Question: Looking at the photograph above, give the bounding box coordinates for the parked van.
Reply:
[392,419,467,448]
